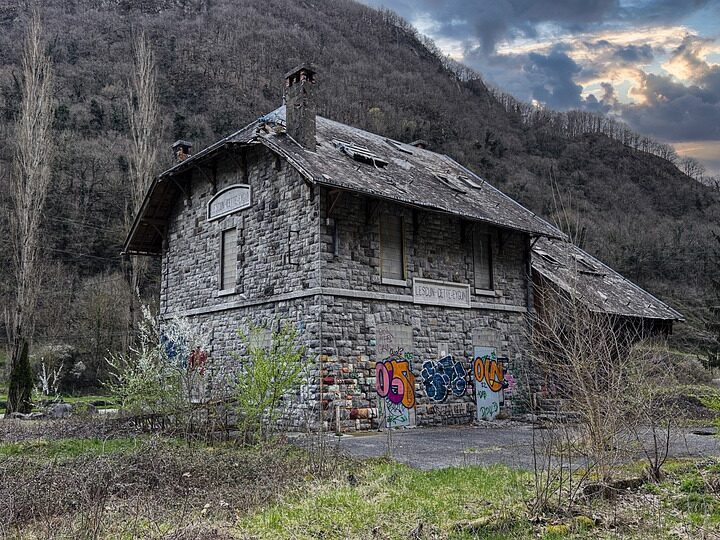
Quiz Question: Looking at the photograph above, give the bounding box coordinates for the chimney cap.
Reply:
[284,62,317,80]
[410,139,429,149]
[172,140,193,150]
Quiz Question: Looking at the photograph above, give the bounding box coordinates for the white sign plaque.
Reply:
[207,184,251,221]
[412,278,471,308]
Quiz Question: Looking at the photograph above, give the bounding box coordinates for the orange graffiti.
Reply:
[376,358,416,409]
[473,355,506,393]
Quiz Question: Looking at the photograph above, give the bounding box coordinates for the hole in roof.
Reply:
[458,174,484,189]
[384,138,413,155]
[432,172,467,194]
[573,255,602,274]
[333,139,388,168]
[535,250,563,266]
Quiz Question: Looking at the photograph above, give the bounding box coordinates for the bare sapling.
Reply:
[624,342,679,482]
[529,255,673,508]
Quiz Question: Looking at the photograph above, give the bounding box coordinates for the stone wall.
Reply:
[315,297,529,431]
[316,187,533,429]
[161,145,319,317]
[175,297,323,431]
[318,189,529,308]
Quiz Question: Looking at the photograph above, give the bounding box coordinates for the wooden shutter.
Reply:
[381,214,404,281]
[473,231,492,290]
[220,228,237,290]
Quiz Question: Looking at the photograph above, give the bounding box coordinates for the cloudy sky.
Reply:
[360,0,720,176]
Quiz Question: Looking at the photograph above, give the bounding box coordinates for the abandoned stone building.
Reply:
[124,64,682,431]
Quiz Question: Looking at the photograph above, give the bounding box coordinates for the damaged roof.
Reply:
[532,237,684,321]
[124,106,562,255]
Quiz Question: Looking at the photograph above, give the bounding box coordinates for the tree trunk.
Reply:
[7,340,32,414]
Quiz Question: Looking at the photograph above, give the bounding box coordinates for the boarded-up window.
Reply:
[380,214,405,281]
[473,231,493,290]
[220,228,237,290]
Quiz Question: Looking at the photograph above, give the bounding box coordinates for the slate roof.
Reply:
[124,106,563,255]
[532,237,684,321]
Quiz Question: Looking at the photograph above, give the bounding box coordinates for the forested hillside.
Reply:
[0,0,718,376]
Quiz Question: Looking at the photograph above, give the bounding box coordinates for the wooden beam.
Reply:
[327,189,342,217]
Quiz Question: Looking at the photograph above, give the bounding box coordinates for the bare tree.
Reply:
[529,265,680,512]
[124,30,160,340]
[531,282,635,487]
[4,10,54,414]
[680,156,706,180]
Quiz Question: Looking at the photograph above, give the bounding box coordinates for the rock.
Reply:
[46,403,73,418]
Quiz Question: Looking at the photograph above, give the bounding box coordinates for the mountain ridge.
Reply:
[0,0,717,352]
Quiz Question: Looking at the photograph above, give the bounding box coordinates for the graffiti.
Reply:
[376,324,413,358]
[376,326,395,357]
[504,372,517,395]
[378,399,409,427]
[375,353,416,409]
[473,346,506,421]
[478,402,499,418]
[375,325,416,428]
[375,348,416,428]
[473,354,508,393]
[429,402,469,417]
[420,355,467,402]
[188,348,208,375]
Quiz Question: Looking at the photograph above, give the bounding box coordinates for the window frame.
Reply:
[379,213,407,286]
[219,226,238,294]
[472,228,494,293]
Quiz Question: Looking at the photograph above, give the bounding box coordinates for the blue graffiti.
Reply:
[161,334,189,368]
[421,355,467,402]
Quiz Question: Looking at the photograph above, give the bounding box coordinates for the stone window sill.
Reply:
[216,287,237,297]
[382,278,409,287]
[474,288,498,297]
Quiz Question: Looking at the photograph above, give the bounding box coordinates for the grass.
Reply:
[0,416,718,539]
[235,457,720,540]
[0,435,327,540]
[0,387,115,415]
[0,432,716,539]
[238,460,535,539]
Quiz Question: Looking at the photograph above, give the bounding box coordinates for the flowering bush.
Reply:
[106,305,211,418]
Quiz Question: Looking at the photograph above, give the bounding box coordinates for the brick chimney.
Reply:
[284,63,317,152]
[172,140,192,163]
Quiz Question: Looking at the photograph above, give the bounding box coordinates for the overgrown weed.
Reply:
[0,435,341,539]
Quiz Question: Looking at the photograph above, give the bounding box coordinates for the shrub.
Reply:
[105,305,211,426]
[233,322,307,443]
